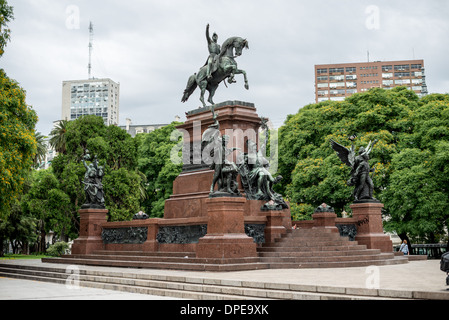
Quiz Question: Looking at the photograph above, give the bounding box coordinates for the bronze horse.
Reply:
[182,36,249,107]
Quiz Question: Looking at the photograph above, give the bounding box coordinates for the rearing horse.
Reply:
[181,37,249,107]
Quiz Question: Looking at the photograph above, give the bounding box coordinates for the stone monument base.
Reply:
[350,201,393,253]
[196,197,258,259]
[71,208,108,255]
[312,210,339,233]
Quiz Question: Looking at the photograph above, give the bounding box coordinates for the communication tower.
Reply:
[88,22,94,79]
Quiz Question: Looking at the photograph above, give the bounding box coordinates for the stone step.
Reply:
[259,248,382,258]
[41,256,270,272]
[65,254,261,265]
[266,256,409,269]
[260,253,395,263]
[267,239,358,247]
[0,262,414,300]
[92,250,196,257]
[258,244,368,252]
[284,232,344,239]
[0,267,265,300]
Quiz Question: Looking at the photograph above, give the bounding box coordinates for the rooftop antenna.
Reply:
[88,21,94,79]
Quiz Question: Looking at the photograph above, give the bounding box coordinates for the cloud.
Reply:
[2,0,448,135]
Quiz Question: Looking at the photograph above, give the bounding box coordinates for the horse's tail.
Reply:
[181,73,197,103]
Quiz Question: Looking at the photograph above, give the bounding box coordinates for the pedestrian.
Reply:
[399,240,409,255]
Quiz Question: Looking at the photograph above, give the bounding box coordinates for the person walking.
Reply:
[399,240,410,255]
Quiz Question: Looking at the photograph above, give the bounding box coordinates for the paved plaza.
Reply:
[0,258,447,300]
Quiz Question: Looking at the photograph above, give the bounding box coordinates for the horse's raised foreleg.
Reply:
[234,68,249,90]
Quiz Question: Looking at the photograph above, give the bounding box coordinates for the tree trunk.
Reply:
[0,238,4,257]
[11,240,18,254]
[41,230,46,252]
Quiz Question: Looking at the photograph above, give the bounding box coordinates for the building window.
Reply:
[382,65,393,72]
[329,67,344,73]
[346,67,356,73]
[329,75,345,81]
[411,64,422,69]
[317,90,328,96]
[317,76,328,81]
[346,82,357,88]
[394,64,410,71]
[395,79,411,85]
[346,75,357,80]
[395,72,410,78]
[317,68,328,74]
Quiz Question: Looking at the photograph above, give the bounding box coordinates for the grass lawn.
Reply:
[0,254,50,260]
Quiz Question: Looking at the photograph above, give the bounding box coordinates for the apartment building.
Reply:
[314,59,427,103]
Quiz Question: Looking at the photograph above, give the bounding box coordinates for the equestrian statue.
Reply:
[181,24,249,107]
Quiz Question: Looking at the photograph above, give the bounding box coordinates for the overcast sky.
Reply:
[2,0,449,135]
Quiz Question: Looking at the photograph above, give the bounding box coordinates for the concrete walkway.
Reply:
[0,276,178,300]
[0,258,448,300]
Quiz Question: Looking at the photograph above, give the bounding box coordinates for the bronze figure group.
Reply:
[201,107,288,211]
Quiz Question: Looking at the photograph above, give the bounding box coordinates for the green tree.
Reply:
[382,94,449,244]
[278,87,416,219]
[277,88,449,244]
[0,0,13,57]
[5,200,37,254]
[103,168,142,221]
[51,115,142,223]
[21,169,74,246]
[137,122,183,218]
[49,119,68,154]
[33,132,47,168]
[0,68,38,217]
[0,2,38,217]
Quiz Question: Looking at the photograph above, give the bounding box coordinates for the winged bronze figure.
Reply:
[330,138,378,202]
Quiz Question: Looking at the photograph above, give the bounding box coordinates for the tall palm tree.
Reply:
[49,120,68,154]
[33,132,47,168]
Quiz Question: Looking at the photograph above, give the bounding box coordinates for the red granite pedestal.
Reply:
[312,210,339,233]
[71,208,108,255]
[350,201,393,253]
[165,102,261,220]
[264,210,292,243]
[196,197,258,259]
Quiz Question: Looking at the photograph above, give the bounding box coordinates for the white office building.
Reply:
[61,78,120,125]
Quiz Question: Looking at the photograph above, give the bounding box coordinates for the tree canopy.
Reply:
[0,0,13,57]
[137,122,183,218]
[50,115,142,223]
[277,87,449,243]
[0,69,38,218]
